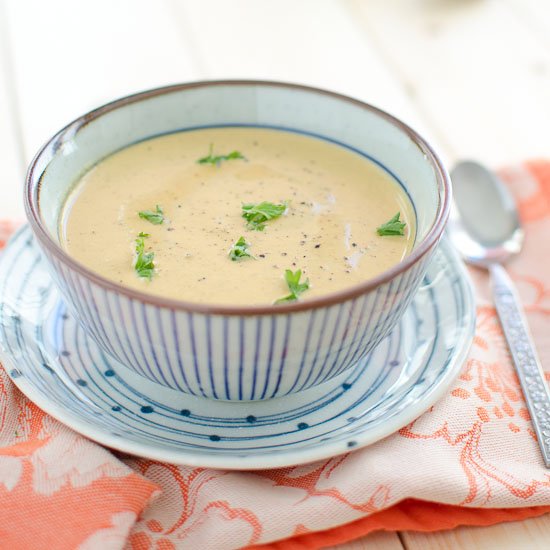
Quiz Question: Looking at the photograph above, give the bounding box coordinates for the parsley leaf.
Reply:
[228,236,254,261]
[275,269,310,304]
[134,232,155,280]
[138,204,164,225]
[197,144,245,166]
[241,201,287,231]
[376,212,406,236]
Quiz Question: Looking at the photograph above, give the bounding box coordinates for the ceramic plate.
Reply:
[0,226,474,469]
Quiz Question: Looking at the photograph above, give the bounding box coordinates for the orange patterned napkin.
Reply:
[1,161,549,549]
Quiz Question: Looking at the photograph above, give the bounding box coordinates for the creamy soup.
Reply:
[61,127,415,305]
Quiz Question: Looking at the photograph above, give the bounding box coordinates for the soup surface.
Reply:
[61,127,415,305]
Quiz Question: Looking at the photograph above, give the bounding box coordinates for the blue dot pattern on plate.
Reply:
[0,226,475,470]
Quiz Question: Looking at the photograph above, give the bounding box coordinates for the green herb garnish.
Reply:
[242,201,287,231]
[376,212,406,236]
[197,144,245,166]
[275,269,310,304]
[138,204,164,225]
[229,236,254,261]
[134,232,155,280]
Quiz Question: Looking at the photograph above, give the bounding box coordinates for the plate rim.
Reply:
[0,227,475,469]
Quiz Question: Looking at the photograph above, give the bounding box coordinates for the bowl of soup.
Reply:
[25,81,450,401]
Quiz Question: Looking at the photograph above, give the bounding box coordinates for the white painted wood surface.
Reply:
[349,0,550,166]
[0,0,24,220]
[0,0,549,547]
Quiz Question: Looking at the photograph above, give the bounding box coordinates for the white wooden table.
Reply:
[1,1,549,548]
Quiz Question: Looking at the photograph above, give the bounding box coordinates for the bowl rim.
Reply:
[25,79,451,316]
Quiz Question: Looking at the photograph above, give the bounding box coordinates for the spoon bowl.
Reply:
[449,161,524,266]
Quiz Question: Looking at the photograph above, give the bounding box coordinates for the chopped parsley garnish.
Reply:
[197,144,245,166]
[242,201,287,231]
[228,236,254,261]
[138,204,164,225]
[275,269,310,304]
[376,212,406,236]
[134,232,155,280]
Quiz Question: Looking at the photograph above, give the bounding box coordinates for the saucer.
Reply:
[0,226,475,469]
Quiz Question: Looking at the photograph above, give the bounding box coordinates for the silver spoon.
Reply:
[449,160,550,468]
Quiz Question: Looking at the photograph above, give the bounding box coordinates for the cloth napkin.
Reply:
[1,160,549,550]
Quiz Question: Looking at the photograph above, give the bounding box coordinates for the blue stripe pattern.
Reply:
[39,235,435,400]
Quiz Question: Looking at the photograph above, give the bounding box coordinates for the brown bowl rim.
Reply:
[25,79,451,316]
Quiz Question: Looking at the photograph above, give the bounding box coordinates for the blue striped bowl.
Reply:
[25,81,451,401]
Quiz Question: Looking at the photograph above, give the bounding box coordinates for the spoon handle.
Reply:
[490,263,550,467]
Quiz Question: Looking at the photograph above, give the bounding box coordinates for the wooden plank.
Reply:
[3,0,200,162]
[170,0,446,160]
[330,530,404,549]
[0,0,25,220]
[402,514,550,550]
[348,0,550,166]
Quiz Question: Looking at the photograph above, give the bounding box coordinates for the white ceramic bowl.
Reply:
[25,81,450,401]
